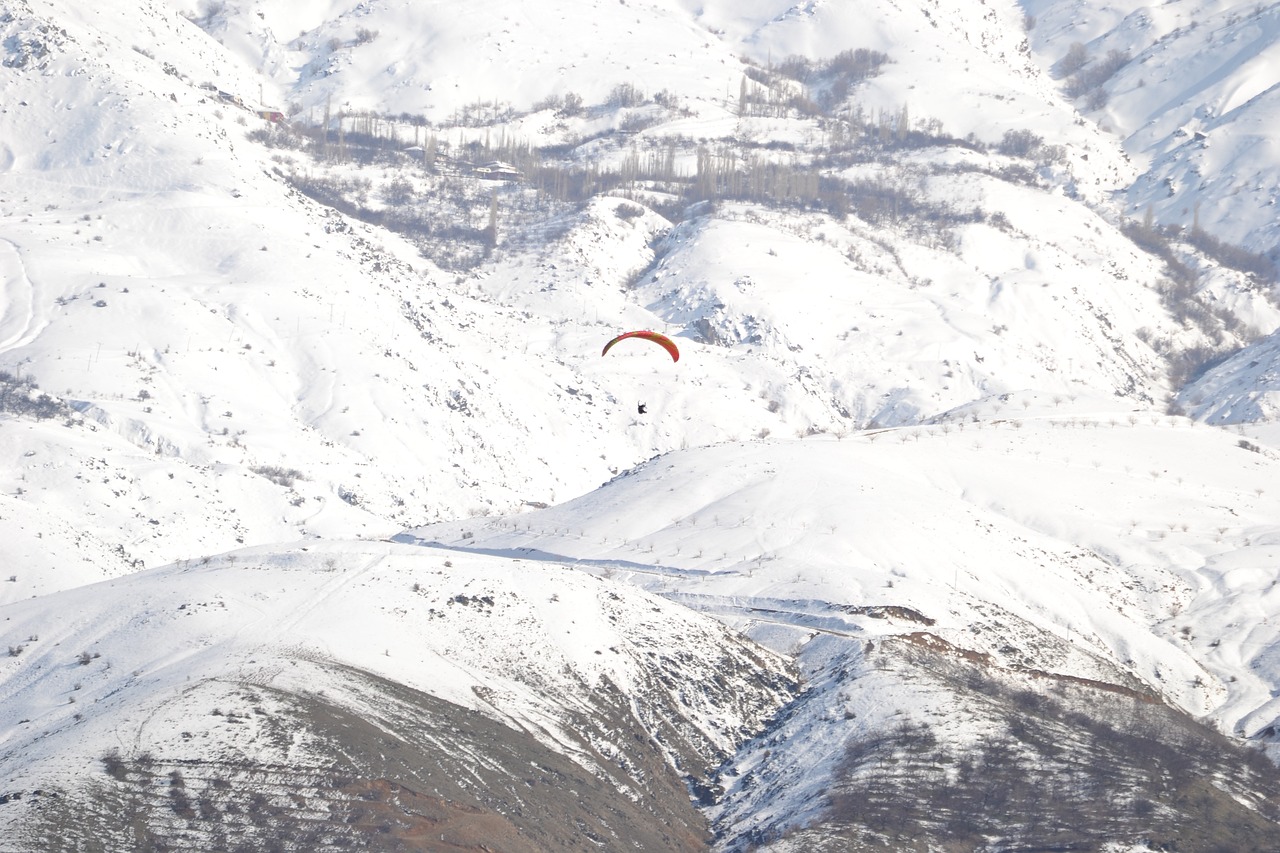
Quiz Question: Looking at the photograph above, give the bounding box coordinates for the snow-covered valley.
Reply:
[4,0,1280,849]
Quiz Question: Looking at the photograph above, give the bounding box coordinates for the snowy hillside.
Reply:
[0,543,793,850]
[1026,0,1280,253]
[3,0,1280,849]
[404,416,1280,844]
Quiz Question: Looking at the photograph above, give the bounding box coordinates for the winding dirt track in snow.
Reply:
[400,536,879,640]
[0,239,40,354]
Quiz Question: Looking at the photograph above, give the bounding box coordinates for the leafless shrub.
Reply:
[1058,42,1089,77]
[101,750,128,780]
[251,465,306,487]
[607,83,646,108]
[615,202,645,221]
[1065,49,1130,99]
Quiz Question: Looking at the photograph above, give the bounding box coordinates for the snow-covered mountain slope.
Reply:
[181,0,1280,258]
[407,416,1280,735]
[4,0,1280,849]
[1025,0,1280,254]
[1179,329,1280,423]
[7,0,1271,601]
[404,419,1280,845]
[0,542,794,851]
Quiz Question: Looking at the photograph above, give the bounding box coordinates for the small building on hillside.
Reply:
[473,160,522,181]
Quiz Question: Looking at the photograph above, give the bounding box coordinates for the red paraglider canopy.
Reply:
[601,330,680,362]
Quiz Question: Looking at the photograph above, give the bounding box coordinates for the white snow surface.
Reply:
[3,0,1280,846]
[1026,0,1280,252]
